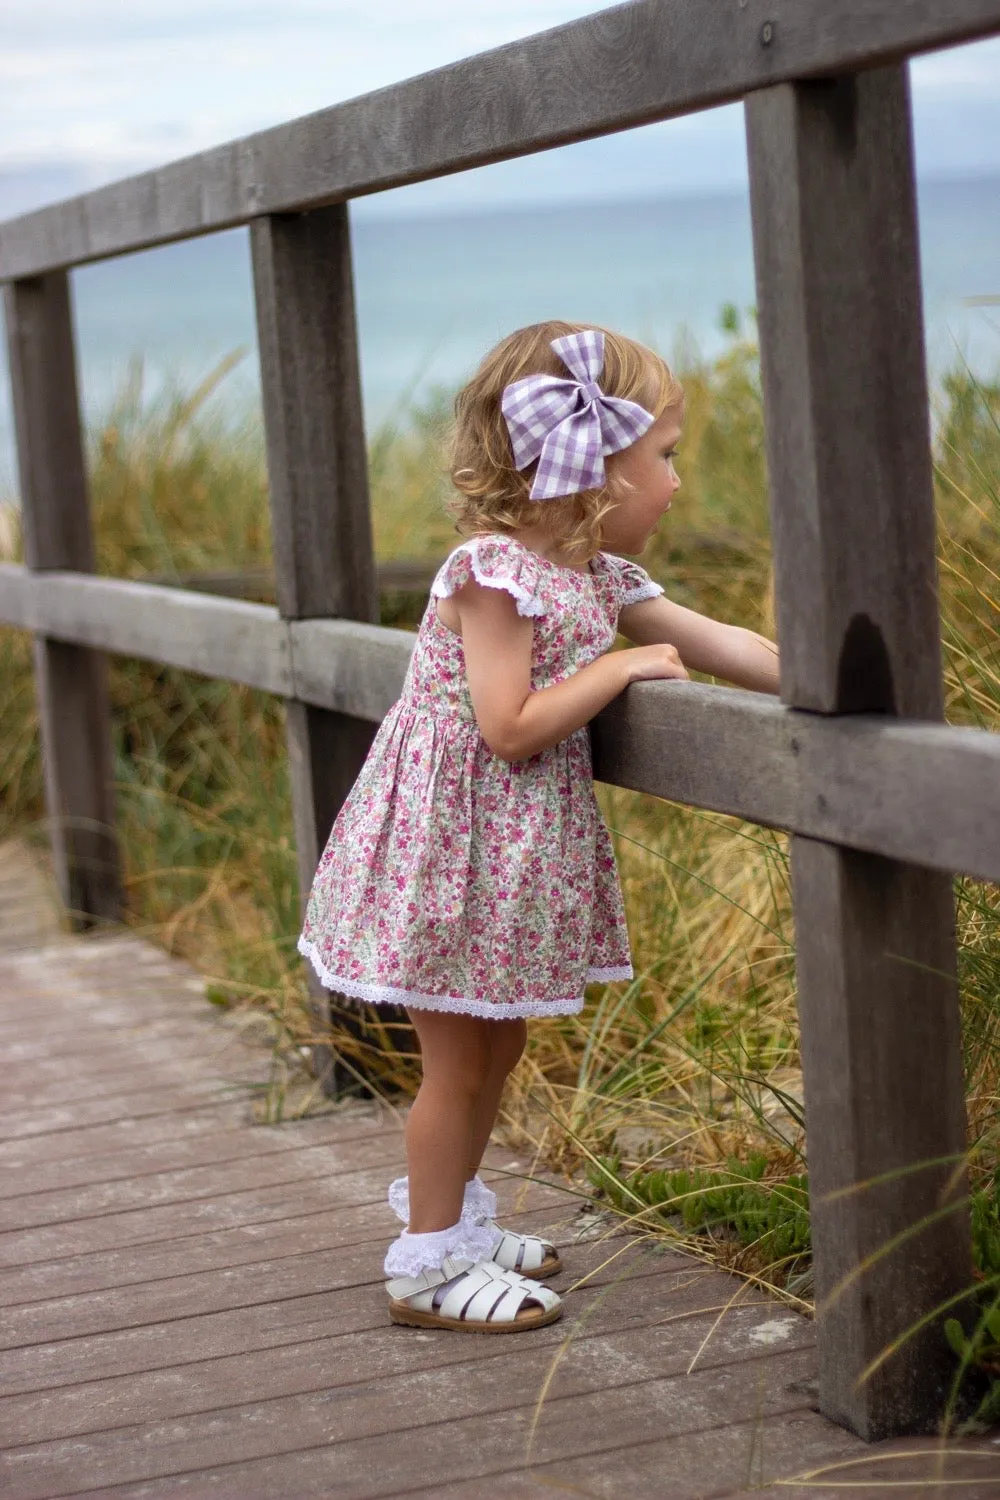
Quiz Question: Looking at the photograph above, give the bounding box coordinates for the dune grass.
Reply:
[2,328,999,1421]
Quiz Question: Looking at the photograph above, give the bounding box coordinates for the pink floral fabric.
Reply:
[297,533,664,1018]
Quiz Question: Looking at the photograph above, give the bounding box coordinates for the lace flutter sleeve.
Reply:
[605,554,665,611]
[430,536,547,619]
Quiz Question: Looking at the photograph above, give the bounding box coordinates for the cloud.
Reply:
[1,3,998,202]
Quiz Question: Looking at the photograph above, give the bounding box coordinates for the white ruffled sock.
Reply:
[383,1216,501,1278]
[387,1174,499,1228]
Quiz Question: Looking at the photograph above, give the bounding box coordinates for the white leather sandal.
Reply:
[386,1255,562,1333]
[484,1224,563,1279]
[386,1177,562,1280]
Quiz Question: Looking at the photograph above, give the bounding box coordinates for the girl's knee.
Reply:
[411,1010,492,1097]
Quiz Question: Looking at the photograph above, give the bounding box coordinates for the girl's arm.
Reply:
[618,595,780,695]
[451,583,689,763]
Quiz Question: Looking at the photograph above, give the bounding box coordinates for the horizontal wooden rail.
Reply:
[0,564,294,695]
[2,0,1000,279]
[141,561,441,601]
[2,562,998,884]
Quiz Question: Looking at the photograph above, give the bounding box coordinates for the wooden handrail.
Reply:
[2,562,999,885]
[2,0,1000,279]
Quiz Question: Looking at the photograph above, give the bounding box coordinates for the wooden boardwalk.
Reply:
[1,844,997,1498]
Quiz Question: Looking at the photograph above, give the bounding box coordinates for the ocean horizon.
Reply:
[1,176,998,498]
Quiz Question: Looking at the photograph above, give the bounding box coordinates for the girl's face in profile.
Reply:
[602,405,683,555]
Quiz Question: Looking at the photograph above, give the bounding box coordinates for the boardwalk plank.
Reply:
[0,1080,260,1144]
[1,1039,266,1110]
[0,1100,266,1168]
[0,1213,642,1349]
[18,1353,821,1500]
[414,1417,1000,1500]
[0,1188,573,1308]
[0,1347,821,1500]
[0,1231,667,1396]
[0,1137,409,1235]
[0,1164,402,1268]
[0,1249,742,1445]
[0,1163,567,1272]
[0,1112,387,1201]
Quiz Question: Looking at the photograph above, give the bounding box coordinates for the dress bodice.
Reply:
[401,533,662,725]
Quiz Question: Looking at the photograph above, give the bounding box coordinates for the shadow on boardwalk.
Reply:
[0,839,997,1498]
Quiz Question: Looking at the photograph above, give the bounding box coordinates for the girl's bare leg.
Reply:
[404,1009,492,1233]
[466,1018,527,1180]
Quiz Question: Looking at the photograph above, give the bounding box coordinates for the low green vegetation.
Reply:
[1,320,999,1424]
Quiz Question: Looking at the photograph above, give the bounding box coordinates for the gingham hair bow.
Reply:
[501,329,655,500]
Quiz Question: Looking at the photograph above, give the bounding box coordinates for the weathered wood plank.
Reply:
[0,1099,259,1168]
[0,1179,565,1310]
[3,277,90,572]
[0,1137,409,1239]
[2,877,971,1489]
[591,685,1000,884]
[0,566,293,694]
[0,1340,819,1499]
[3,567,1000,882]
[789,842,971,1432]
[0,1162,398,1271]
[745,70,942,717]
[287,616,415,723]
[1,1037,259,1111]
[142,559,440,601]
[0,1198,584,1354]
[427,1421,1000,1500]
[745,65,971,1439]
[250,205,375,624]
[4,275,121,923]
[10,1351,816,1500]
[0,1079,259,1148]
[0,1254,720,1447]
[251,202,403,1094]
[3,1,1000,278]
[0,1112,382,1202]
[0,1188,590,1395]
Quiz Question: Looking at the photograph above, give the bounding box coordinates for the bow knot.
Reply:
[501,330,655,500]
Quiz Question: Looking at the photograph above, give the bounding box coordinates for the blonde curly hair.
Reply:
[448,320,682,562]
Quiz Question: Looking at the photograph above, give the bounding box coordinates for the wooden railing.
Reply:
[2,0,1000,1444]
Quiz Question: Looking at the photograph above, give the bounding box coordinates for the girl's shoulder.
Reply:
[430,533,551,619]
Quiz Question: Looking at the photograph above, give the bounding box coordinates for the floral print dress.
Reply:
[297,533,663,1019]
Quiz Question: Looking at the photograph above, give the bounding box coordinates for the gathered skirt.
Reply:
[298,699,634,1018]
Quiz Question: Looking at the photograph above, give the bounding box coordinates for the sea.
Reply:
[1,176,998,497]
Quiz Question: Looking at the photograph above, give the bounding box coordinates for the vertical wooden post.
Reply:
[4,272,121,925]
[251,202,409,1094]
[745,66,971,1439]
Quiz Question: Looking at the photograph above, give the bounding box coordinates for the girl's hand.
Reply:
[621,644,689,684]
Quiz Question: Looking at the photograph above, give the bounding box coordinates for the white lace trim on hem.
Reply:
[297,937,630,1017]
[383,1218,501,1277]
[430,538,546,618]
[620,581,664,606]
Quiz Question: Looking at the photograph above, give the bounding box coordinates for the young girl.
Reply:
[298,322,779,1333]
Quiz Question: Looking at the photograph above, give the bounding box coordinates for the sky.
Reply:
[2,1,1000,219]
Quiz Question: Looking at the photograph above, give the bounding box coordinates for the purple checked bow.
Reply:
[501,329,655,500]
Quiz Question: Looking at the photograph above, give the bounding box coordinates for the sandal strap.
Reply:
[385,1254,476,1301]
[489,1225,555,1273]
[386,1256,559,1323]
